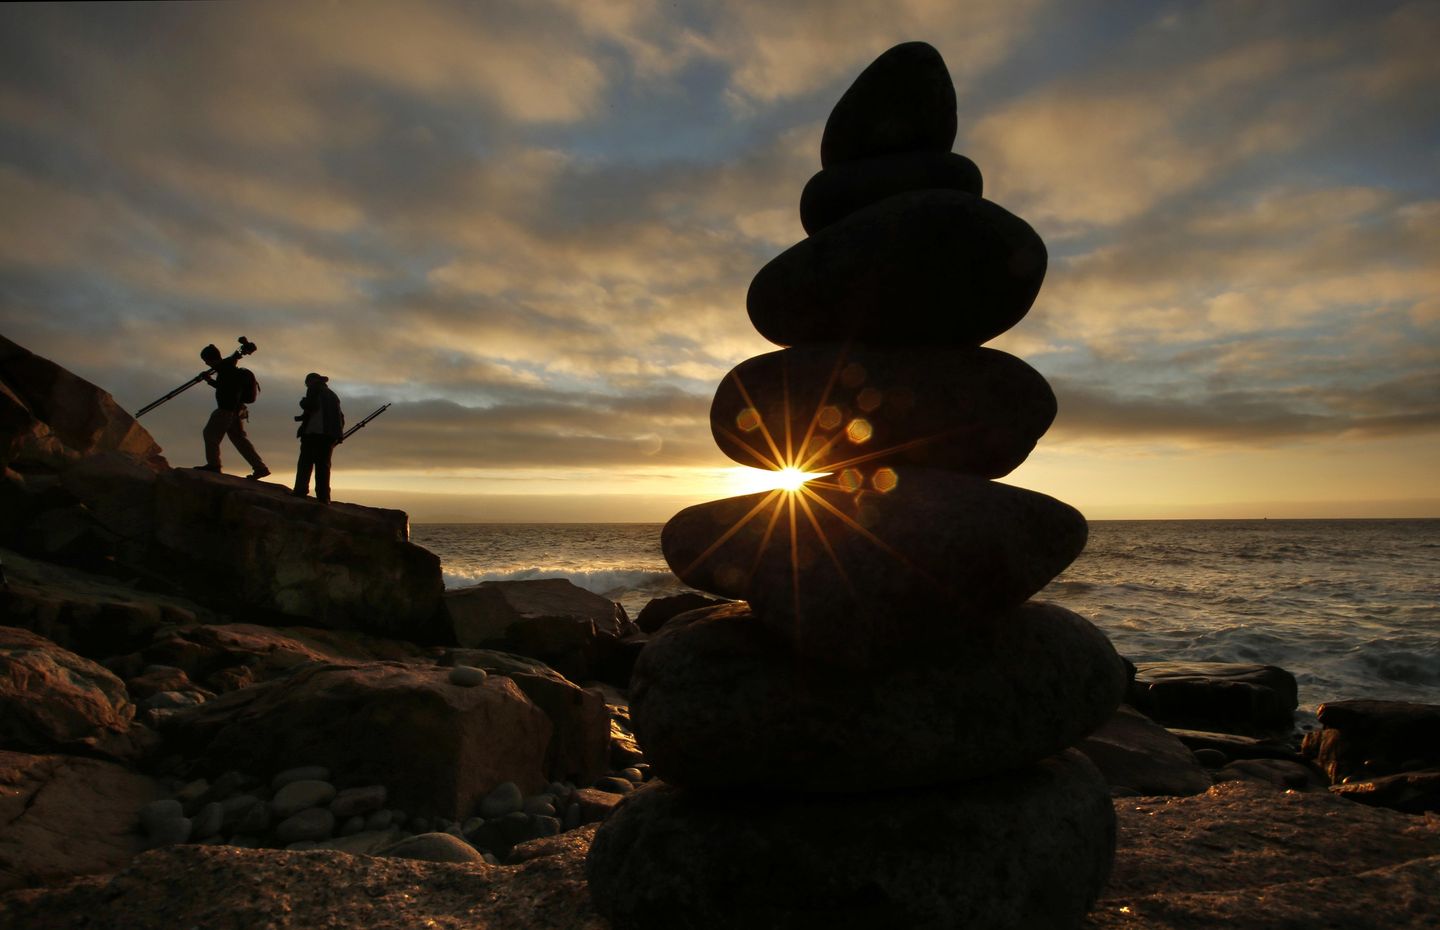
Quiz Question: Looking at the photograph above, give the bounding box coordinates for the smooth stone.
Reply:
[1303,700,1440,784]
[800,150,982,234]
[631,601,1124,791]
[819,41,956,167]
[363,809,393,831]
[587,751,1115,930]
[1193,747,1229,768]
[147,816,191,847]
[409,815,432,833]
[329,784,386,819]
[1076,705,1214,796]
[532,815,560,838]
[634,592,730,634]
[447,665,488,687]
[269,779,336,819]
[748,190,1046,349]
[711,344,1054,478]
[1130,662,1299,733]
[661,468,1088,665]
[234,799,270,835]
[139,799,183,836]
[620,768,644,783]
[271,766,330,790]
[378,831,485,864]
[174,778,209,808]
[479,781,523,819]
[189,801,223,840]
[593,776,633,795]
[521,795,556,817]
[461,816,485,836]
[1215,758,1327,791]
[498,811,536,845]
[274,807,335,844]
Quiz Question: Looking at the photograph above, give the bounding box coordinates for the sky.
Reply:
[1,0,1436,522]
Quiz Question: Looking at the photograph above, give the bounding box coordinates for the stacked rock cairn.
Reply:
[587,42,1129,929]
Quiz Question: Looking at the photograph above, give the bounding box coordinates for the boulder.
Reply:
[378,832,485,864]
[800,150,981,234]
[633,592,728,634]
[1302,699,1440,784]
[445,579,637,684]
[661,468,1088,665]
[1213,758,1327,791]
[160,662,552,818]
[1129,662,1299,733]
[0,626,135,753]
[441,649,610,787]
[711,344,1055,478]
[747,190,1047,348]
[819,41,956,167]
[0,334,167,472]
[1168,727,1313,765]
[150,469,447,641]
[630,601,1125,791]
[1076,705,1214,796]
[587,751,1115,930]
[1330,767,1440,814]
[0,750,165,891]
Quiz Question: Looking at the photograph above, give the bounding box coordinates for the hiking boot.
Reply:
[192,464,222,473]
[245,466,271,481]
[290,489,308,498]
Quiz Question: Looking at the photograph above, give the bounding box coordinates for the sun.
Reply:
[727,465,830,496]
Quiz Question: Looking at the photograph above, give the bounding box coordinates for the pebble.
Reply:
[140,690,206,711]
[562,804,581,831]
[272,766,331,790]
[191,802,224,840]
[275,808,336,844]
[364,810,394,831]
[448,665,488,687]
[547,781,574,798]
[532,815,561,838]
[203,770,253,803]
[218,794,260,830]
[480,782,523,818]
[140,799,183,835]
[522,795,556,817]
[270,780,337,818]
[175,779,209,810]
[330,785,387,818]
[409,815,432,833]
[594,776,634,795]
[462,816,485,837]
[148,816,192,847]
[620,767,645,783]
[339,815,366,837]
[498,811,535,845]
[235,799,270,835]
[1193,748,1228,769]
[378,832,484,864]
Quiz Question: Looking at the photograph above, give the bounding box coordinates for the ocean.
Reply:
[410,519,1440,712]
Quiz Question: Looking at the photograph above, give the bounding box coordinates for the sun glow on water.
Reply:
[726,465,830,495]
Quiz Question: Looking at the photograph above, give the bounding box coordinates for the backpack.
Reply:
[236,367,260,404]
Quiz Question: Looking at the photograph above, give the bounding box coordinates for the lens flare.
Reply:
[728,465,831,495]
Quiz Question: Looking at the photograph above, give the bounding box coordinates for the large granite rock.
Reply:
[1303,699,1440,784]
[0,334,166,472]
[712,344,1055,477]
[442,648,611,787]
[633,592,729,634]
[151,469,448,642]
[819,41,956,167]
[747,190,1047,348]
[1128,661,1299,733]
[445,579,637,684]
[0,626,135,753]
[160,662,552,818]
[800,150,982,234]
[587,750,1115,930]
[1077,705,1214,797]
[662,468,1088,664]
[0,750,165,891]
[630,601,1125,790]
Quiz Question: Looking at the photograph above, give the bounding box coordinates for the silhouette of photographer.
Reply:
[291,372,344,504]
[194,343,270,480]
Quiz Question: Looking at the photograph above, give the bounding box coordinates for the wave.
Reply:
[442,566,679,599]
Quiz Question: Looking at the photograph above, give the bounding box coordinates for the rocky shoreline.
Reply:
[3,337,1439,927]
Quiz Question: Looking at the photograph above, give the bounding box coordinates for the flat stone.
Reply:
[269,779,336,818]
[747,190,1046,349]
[378,831,485,864]
[634,592,729,634]
[273,807,335,844]
[448,665,488,686]
[661,468,1088,665]
[800,150,981,234]
[711,344,1055,478]
[271,765,330,790]
[1130,662,1299,733]
[1077,705,1214,796]
[819,42,956,167]
[587,751,1114,930]
[630,601,1124,791]
[330,784,387,818]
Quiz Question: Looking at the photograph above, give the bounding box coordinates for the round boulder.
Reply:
[630,601,1125,791]
[800,150,981,234]
[587,751,1115,930]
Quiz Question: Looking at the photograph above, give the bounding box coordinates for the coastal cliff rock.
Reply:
[0,626,135,754]
[1128,661,1299,733]
[158,662,553,818]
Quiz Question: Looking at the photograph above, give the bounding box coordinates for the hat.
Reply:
[200,344,221,361]
[305,372,328,385]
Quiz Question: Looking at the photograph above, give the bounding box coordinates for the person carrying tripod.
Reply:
[291,372,344,504]
[195,343,270,480]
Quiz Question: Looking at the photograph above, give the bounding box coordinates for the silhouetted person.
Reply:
[291,372,344,504]
[195,343,270,479]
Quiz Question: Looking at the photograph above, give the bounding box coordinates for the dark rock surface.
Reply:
[1331,767,1440,813]
[800,150,982,234]
[0,626,135,754]
[587,751,1115,930]
[747,190,1047,348]
[819,41,957,167]
[0,750,164,891]
[159,662,553,818]
[711,343,1055,477]
[445,579,637,684]
[662,468,1088,664]
[1129,661,1299,733]
[1077,705,1214,796]
[633,592,728,634]
[1303,699,1440,784]
[630,601,1125,790]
